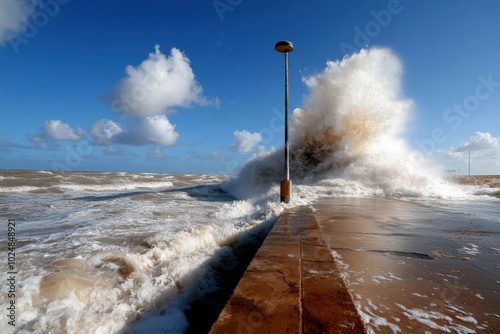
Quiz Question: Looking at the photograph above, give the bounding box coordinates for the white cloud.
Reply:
[107,44,217,117]
[90,116,179,147]
[29,120,85,150]
[90,119,123,146]
[0,0,35,45]
[125,115,179,146]
[453,132,500,153]
[30,44,213,152]
[43,120,85,141]
[437,132,500,172]
[229,130,262,153]
[28,134,57,150]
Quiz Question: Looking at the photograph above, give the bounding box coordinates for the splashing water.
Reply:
[228,48,466,200]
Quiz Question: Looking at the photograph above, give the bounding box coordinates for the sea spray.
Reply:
[292,47,410,177]
[227,47,466,199]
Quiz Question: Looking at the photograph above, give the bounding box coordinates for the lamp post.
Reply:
[275,40,293,203]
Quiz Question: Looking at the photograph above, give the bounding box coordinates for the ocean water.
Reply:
[0,170,498,334]
[0,171,282,334]
[1,47,499,333]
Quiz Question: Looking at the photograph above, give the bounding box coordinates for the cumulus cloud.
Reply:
[28,134,58,150]
[107,44,217,117]
[0,0,35,45]
[43,120,85,141]
[229,130,262,152]
[453,132,500,153]
[29,120,85,150]
[30,44,214,152]
[437,132,500,168]
[125,116,179,146]
[90,116,179,147]
[90,119,123,146]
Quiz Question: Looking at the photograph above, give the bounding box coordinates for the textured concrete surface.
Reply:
[209,206,365,334]
[312,197,500,333]
[210,196,500,333]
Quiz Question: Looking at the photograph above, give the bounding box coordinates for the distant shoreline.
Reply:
[454,175,500,187]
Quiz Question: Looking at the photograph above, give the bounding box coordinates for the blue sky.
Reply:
[1,0,499,175]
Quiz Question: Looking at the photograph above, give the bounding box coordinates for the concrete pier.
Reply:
[209,204,365,334]
[210,197,500,333]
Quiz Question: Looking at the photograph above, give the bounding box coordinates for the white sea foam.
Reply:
[226,48,476,202]
[458,243,480,256]
[355,300,402,333]
[455,315,478,325]
[0,185,42,193]
[214,200,254,220]
[0,172,273,334]
[58,181,173,191]
[396,303,478,333]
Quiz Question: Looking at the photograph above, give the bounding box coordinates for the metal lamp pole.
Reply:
[275,40,293,203]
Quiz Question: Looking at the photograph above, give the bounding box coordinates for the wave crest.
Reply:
[228,48,464,199]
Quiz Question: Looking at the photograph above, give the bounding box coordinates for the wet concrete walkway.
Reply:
[209,204,365,334]
[313,197,500,333]
[210,197,500,333]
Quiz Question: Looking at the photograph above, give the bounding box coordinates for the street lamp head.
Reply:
[275,40,293,53]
